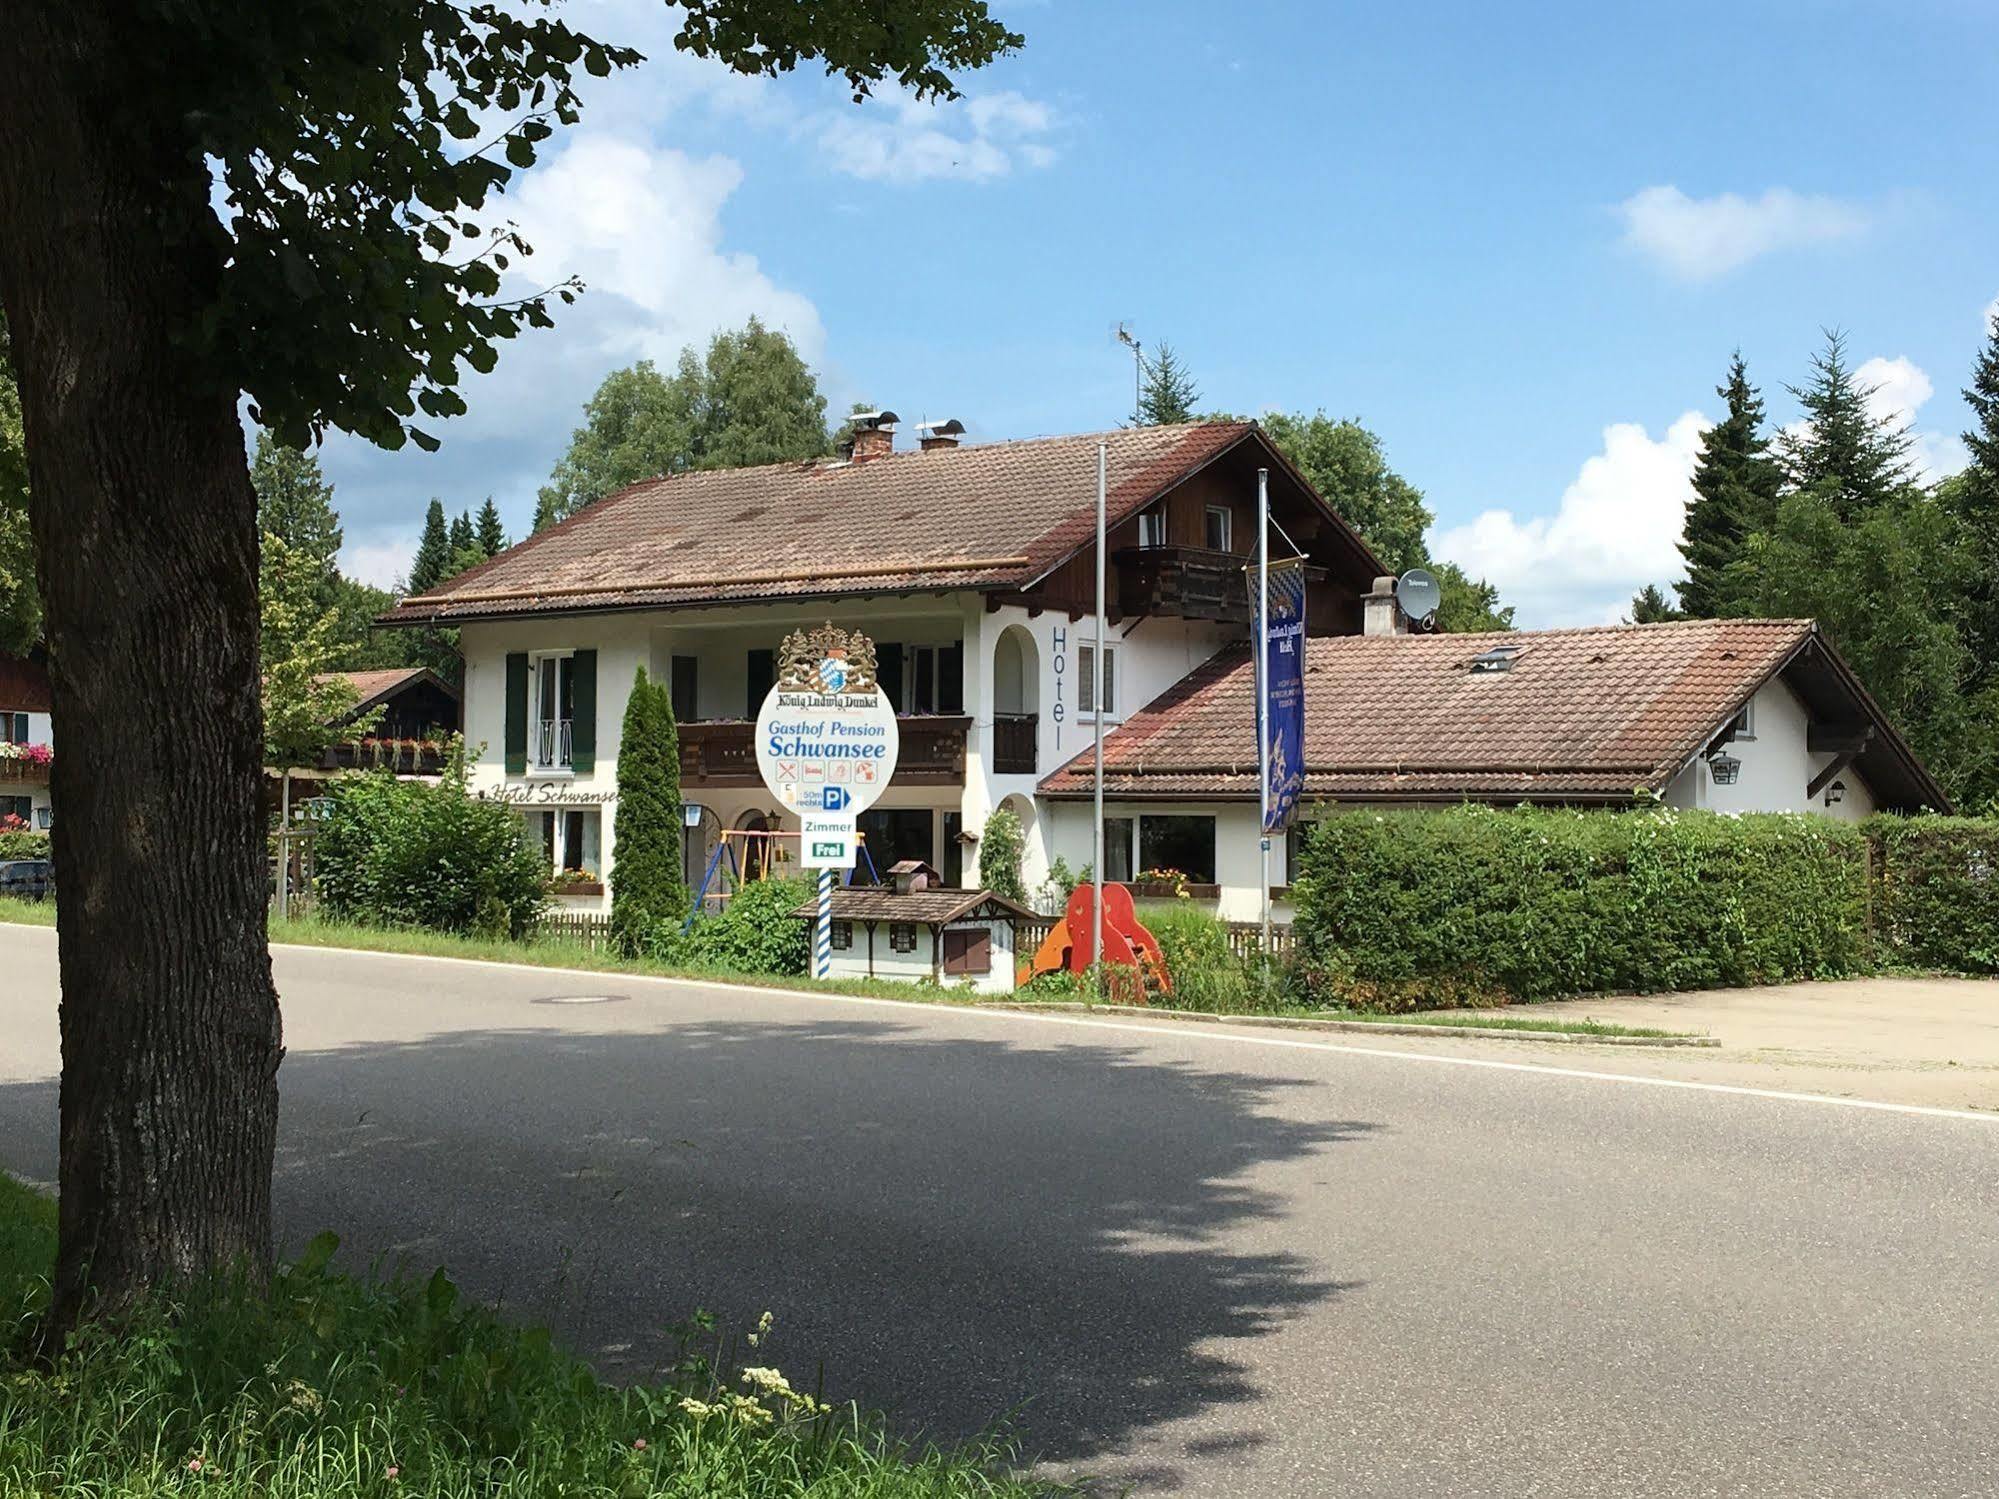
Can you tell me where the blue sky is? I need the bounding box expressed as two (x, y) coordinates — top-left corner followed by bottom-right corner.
(320, 0), (1999, 626)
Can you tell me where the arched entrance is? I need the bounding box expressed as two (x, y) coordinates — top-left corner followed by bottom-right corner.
(993, 624), (1039, 775)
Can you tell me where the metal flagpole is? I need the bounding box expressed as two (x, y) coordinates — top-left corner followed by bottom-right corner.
(815, 867), (834, 979)
(1257, 467), (1272, 966)
(1092, 440), (1107, 976)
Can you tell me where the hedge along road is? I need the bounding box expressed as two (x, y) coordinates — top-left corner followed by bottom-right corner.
(3, 924), (1997, 1498)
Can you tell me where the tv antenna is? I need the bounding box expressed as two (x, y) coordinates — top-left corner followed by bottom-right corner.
(1113, 322), (1142, 422)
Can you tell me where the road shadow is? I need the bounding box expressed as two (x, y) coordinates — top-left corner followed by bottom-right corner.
(0, 1010), (1374, 1485)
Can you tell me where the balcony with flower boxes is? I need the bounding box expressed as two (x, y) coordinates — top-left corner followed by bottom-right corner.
(0, 744), (52, 785)
(678, 716), (972, 788)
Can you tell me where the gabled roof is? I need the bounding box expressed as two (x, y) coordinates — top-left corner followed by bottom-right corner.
(1037, 619), (1949, 812)
(787, 887), (1036, 925)
(382, 421), (1383, 625)
(313, 666), (461, 719)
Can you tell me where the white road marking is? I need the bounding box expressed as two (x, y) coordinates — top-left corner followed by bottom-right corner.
(11, 924), (1996, 1128)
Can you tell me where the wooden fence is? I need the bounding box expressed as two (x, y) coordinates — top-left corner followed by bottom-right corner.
(538, 910), (615, 949)
(1013, 915), (1294, 962)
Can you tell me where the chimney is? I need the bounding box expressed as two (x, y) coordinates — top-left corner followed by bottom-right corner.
(849, 409), (899, 461)
(1363, 576), (1407, 636)
(917, 418), (966, 452)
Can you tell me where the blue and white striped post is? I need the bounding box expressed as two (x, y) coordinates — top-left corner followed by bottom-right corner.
(814, 867), (834, 979)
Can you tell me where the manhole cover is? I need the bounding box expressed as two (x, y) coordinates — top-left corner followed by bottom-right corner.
(532, 994), (627, 1006)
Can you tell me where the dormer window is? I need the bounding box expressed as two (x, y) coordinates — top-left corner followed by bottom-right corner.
(1470, 644), (1525, 674)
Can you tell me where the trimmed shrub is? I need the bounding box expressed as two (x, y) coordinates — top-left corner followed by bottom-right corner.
(1867, 814), (1999, 973)
(0, 830), (49, 861)
(611, 664), (688, 953)
(651, 877), (811, 975)
(314, 768), (547, 937)
(977, 807), (1027, 904)
(1140, 903), (1282, 1013)
(1291, 805), (1870, 1010)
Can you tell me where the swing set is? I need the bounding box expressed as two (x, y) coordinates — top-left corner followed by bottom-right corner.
(683, 823), (883, 933)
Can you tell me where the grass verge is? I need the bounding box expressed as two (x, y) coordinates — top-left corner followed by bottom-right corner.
(0, 1174), (1055, 1497)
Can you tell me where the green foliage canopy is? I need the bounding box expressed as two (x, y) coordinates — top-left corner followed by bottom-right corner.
(1134, 342), (1200, 425)
(314, 761), (548, 937)
(977, 807), (1027, 903)
(534, 319), (829, 531)
(0, 312), (35, 651)
(1678, 352), (1780, 617)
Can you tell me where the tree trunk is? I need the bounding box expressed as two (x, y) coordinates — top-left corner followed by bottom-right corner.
(0, 6), (283, 1336)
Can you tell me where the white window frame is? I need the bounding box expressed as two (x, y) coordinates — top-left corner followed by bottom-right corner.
(529, 650), (575, 772)
(1729, 700), (1756, 741)
(1136, 508), (1167, 549)
(1077, 643), (1118, 719)
(1204, 504), (1232, 553)
(531, 806), (601, 880)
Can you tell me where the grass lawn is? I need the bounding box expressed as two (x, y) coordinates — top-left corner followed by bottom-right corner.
(0, 1173), (1055, 1496)
(0, 897), (1692, 1037)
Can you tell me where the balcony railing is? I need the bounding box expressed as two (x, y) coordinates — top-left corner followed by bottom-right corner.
(679, 715), (972, 787)
(1114, 545), (1250, 622)
(993, 713), (1038, 775)
(535, 717), (573, 770)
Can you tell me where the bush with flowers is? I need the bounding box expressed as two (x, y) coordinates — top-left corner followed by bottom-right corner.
(0, 1175), (1050, 1497)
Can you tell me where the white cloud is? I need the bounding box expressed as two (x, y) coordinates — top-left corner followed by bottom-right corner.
(1431, 413), (1711, 627)
(1617, 185), (1869, 279)
(1986, 294), (1999, 333)
(1853, 354), (1967, 481)
(340, 530), (419, 591)
(810, 88), (1059, 182)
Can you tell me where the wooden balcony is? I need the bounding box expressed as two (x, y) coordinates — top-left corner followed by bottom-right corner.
(1114, 545), (1250, 622)
(0, 755), (51, 786)
(993, 713), (1038, 775)
(679, 715), (972, 788)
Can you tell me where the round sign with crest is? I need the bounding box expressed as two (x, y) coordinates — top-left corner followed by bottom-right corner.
(753, 624), (901, 819)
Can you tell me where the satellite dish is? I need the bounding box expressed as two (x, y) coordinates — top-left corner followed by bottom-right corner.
(1395, 568), (1442, 626)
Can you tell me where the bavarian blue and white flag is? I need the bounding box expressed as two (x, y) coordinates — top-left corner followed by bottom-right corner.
(1261, 561), (1307, 833)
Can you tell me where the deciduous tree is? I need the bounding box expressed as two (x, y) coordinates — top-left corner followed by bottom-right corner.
(1948, 310), (1999, 687)
(0, 312), (33, 651)
(0, 0), (1018, 1336)
(1258, 410), (1433, 574)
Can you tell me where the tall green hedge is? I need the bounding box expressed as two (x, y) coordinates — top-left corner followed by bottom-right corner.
(1291, 806), (1870, 1009)
(1866, 814), (1999, 973)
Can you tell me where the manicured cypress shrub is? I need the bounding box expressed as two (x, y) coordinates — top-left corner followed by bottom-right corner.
(1290, 805), (1870, 1010)
(610, 664), (688, 952)
(1866, 814), (1999, 973)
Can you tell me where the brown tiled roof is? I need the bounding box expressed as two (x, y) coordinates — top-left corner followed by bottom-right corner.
(384, 422), (1314, 623)
(787, 887), (1035, 924)
(1037, 619), (1946, 810)
(313, 667), (460, 714)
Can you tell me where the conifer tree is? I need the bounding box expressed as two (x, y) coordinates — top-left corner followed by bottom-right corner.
(1135, 341), (1200, 425)
(474, 497), (506, 557)
(1627, 583), (1684, 624)
(1950, 308), (1999, 681)
(610, 664), (688, 952)
(1678, 353), (1780, 616)
(408, 499), (450, 595)
(1779, 329), (1916, 521)
(447, 509), (474, 556)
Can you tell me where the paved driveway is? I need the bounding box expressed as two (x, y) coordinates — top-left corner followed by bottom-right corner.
(4, 926), (1997, 1496)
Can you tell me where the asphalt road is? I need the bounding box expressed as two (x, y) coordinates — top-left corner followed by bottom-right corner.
(3, 925), (1996, 1496)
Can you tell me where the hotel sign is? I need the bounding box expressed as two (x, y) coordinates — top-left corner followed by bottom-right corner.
(753, 624), (901, 826)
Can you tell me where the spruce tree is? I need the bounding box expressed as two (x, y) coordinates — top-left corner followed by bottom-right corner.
(409, 499), (450, 594)
(250, 432), (344, 617)
(1135, 341), (1200, 425)
(610, 664), (688, 952)
(447, 509), (475, 556)
(1627, 583), (1684, 624)
(1678, 353), (1780, 617)
(1780, 329), (1916, 521)
(474, 497), (506, 557)
(1950, 309), (1999, 683)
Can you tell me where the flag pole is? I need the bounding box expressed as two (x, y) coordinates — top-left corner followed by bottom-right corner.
(1091, 440), (1107, 978)
(1257, 466), (1272, 967)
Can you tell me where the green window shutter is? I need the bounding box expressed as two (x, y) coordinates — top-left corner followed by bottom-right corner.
(569, 649), (597, 775)
(504, 652), (529, 776)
